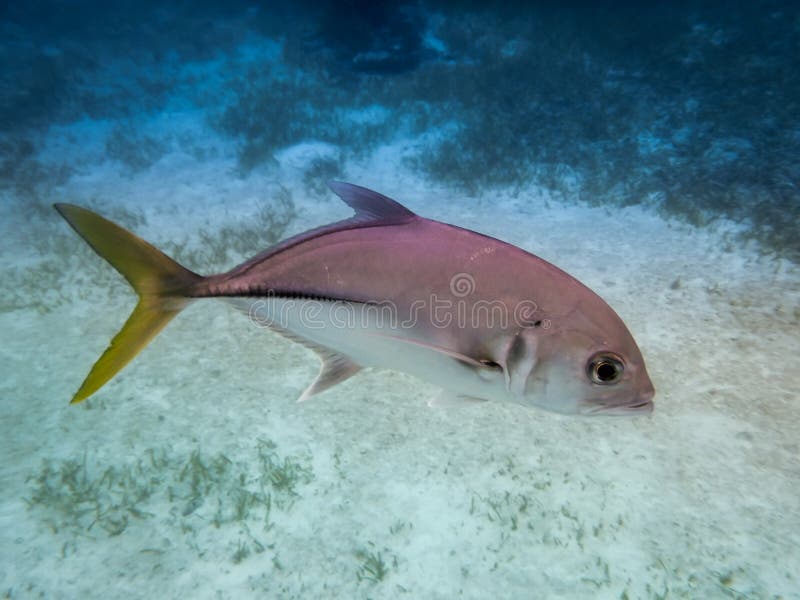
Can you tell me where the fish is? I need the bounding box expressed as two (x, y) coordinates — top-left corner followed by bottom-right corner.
(54, 181), (655, 416)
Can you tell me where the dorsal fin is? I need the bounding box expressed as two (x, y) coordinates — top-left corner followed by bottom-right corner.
(327, 181), (417, 225)
(223, 182), (418, 280)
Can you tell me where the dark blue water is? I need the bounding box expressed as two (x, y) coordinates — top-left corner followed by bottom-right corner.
(1, 2), (798, 598)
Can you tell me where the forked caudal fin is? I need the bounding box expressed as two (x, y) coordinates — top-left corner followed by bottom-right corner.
(54, 204), (201, 404)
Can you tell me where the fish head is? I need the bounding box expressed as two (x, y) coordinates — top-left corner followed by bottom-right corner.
(515, 302), (655, 416)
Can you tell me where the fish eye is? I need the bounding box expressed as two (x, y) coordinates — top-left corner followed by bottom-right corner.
(587, 354), (624, 385)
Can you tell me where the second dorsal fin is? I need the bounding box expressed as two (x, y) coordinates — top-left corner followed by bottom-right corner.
(327, 181), (417, 225)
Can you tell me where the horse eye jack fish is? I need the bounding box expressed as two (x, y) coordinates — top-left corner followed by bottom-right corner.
(55, 181), (654, 416)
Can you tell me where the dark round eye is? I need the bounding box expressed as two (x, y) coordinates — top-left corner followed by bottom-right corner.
(588, 354), (624, 384)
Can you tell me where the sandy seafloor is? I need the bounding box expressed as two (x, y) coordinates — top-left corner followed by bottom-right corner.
(2, 7), (800, 599)
(2, 126), (799, 600)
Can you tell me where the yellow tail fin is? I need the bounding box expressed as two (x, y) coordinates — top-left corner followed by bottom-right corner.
(54, 204), (201, 404)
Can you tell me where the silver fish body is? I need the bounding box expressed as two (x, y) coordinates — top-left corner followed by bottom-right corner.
(55, 182), (654, 415)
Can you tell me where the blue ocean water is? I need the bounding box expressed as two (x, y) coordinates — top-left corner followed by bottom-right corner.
(1, 2), (798, 598)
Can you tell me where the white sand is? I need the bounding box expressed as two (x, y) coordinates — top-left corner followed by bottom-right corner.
(1, 117), (798, 600)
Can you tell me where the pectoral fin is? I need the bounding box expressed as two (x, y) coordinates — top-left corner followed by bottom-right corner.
(362, 331), (487, 368)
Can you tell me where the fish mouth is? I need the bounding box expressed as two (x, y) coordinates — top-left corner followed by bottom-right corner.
(582, 388), (655, 417)
(584, 400), (654, 416)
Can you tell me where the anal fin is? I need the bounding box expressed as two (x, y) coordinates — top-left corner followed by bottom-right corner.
(298, 352), (361, 402)
(250, 317), (362, 402)
(428, 390), (487, 408)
